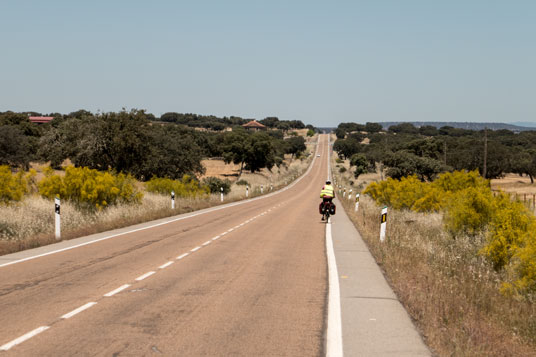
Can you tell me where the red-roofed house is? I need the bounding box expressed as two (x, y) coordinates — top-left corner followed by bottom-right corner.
(242, 120), (266, 131)
(29, 116), (54, 124)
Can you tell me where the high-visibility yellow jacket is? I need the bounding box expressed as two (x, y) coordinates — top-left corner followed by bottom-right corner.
(320, 184), (335, 198)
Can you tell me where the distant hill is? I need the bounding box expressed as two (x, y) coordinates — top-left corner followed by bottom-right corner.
(378, 122), (535, 132)
(511, 121), (536, 128)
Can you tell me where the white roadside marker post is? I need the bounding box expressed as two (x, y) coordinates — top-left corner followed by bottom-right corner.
(348, 189), (353, 200)
(171, 191), (175, 209)
(246, 186), (249, 198)
(343, 188), (346, 198)
(220, 187), (224, 202)
(261, 185), (264, 194)
(270, 184), (273, 191)
(355, 193), (360, 212)
(54, 197), (61, 240)
(380, 206), (387, 242)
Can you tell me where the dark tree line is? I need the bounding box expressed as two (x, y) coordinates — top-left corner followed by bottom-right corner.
(334, 122), (536, 182)
(0, 110), (309, 181)
(158, 112), (309, 132)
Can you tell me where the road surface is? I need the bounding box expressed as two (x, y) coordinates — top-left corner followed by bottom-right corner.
(0, 134), (429, 356)
(0, 137), (329, 356)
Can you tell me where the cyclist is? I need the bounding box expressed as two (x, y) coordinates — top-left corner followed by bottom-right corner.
(320, 179), (335, 221)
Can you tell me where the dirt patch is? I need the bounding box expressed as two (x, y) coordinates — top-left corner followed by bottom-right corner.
(201, 159), (241, 180)
(491, 173), (536, 194)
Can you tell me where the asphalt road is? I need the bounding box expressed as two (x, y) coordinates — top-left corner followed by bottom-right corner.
(0, 136), (330, 356)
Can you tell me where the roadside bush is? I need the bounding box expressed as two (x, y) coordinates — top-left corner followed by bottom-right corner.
(364, 175), (429, 210)
(339, 167), (347, 173)
(202, 177), (231, 194)
(39, 166), (142, 209)
(0, 165), (34, 203)
(443, 187), (495, 235)
(364, 170), (536, 296)
(335, 158), (343, 164)
(506, 236), (536, 295)
(482, 193), (534, 269)
(235, 179), (249, 186)
(145, 175), (210, 198)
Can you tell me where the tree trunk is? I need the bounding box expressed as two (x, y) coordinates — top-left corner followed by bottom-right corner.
(530, 174), (534, 184)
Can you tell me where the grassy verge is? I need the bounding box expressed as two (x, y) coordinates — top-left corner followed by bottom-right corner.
(0, 137), (316, 256)
(332, 152), (536, 356)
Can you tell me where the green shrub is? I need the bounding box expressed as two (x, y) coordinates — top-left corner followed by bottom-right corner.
(235, 179), (249, 186)
(202, 177), (231, 194)
(146, 175), (209, 198)
(336, 158), (343, 164)
(39, 166), (142, 209)
(339, 167), (347, 173)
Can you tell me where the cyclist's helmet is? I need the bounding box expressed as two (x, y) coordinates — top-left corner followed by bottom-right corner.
(326, 180), (331, 184)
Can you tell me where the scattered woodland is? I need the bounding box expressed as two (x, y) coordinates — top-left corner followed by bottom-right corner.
(0, 109), (314, 180)
(334, 121), (536, 182)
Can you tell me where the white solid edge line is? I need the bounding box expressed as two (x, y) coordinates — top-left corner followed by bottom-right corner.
(0, 136), (320, 270)
(61, 302), (97, 319)
(202, 241), (211, 246)
(104, 284), (131, 297)
(212, 235), (221, 240)
(325, 133), (343, 357)
(159, 261), (174, 269)
(135, 271), (155, 281)
(190, 246), (201, 252)
(325, 217), (343, 357)
(176, 253), (189, 260)
(0, 326), (50, 351)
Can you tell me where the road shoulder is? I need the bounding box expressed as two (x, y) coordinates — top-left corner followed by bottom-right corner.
(331, 198), (431, 356)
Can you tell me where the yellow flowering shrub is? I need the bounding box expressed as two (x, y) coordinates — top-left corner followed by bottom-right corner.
(364, 169), (536, 295)
(145, 175), (210, 198)
(481, 193), (534, 269)
(364, 175), (430, 210)
(443, 187), (495, 235)
(505, 236), (536, 295)
(38, 166), (142, 209)
(0, 165), (29, 203)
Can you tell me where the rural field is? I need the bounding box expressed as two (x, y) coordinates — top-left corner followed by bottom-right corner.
(0, 134), (317, 255)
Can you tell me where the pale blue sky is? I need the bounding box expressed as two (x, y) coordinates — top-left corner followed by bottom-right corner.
(1, 0), (534, 126)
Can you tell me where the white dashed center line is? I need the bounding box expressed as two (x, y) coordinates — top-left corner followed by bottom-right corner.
(61, 302), (97, 319)
(176, 253), (189, 260)
(104, 284), (131, 297)
(135, 271), (155, 281)
(159, 261), (174, 269)
(0, 203), (288, 352)
(0, 326), (50, 351)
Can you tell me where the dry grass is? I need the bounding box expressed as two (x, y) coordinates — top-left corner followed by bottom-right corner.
(0, 193), (221, 255)
(0, 136), (317, 255)
(332, 154), (536, 356)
